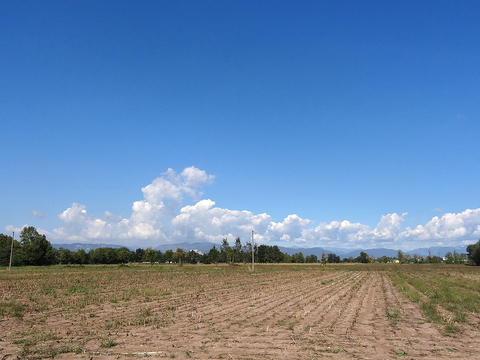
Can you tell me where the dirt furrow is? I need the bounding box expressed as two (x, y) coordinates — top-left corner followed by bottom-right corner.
(190, 271), (341, 327)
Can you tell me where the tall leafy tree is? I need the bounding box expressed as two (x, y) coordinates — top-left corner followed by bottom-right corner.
(116, 247), (134, 264)
(257, 245), (269, 263)
(206, 245), (220, 264)
(144, 247), (156, 265)
(412, 254), (424, 263)
(271, 246), (283, 263)
(327, 253), (340, 263)
(467, 240), (480, 265)
(19, 226), (57, 265)
(356, 251), (370, 263)
(164, 249), (174, 263)
(292, 252), (304, 263)
(186, 250), (201, 264)
(243, 242), (253, 263)
(320, 251), (327, 265)
(220, 238), (230, 263)
(173, 247), (185, 265)
(57, 248), (73, 264)
(134, 248), (145, 262)
(90, 248), (106, 264)
(74, 249), (89, 264)
(234, 237), (242, 263)
(0, 233), (19, 266)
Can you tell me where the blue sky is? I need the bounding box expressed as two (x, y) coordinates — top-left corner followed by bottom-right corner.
(1, 0), (479, 250)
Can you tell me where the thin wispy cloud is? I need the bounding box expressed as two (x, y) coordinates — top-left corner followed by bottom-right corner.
(32, 210), (47, 219)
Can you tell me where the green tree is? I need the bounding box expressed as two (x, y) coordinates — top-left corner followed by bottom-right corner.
(134, 248), (145, 262)
(164, 249), (174, 263)
(453, 251), (466, 264)
(156, 250), (164, 263)
(104, 247), (117, 264)
(90, 248), (109, 264)
(233, 237), (242, 263)
(445, 251), (454, 264)
(271, 245), (284, 263)
(320, 251), (327, 265)
(247, 242), (259, 263)
(220, 238), (230, 263)
(242, 242), (252, 263)
(57, 248), (73, 264)
(74, 249), (88, 264)
(116, 247), (134, 264)
(257, 245), (269, 263)
(377, 255), (389, 263)
(206, 245), (220, 264)
(292, 252), (304, 263)
(397, 250), (406, 264)
(19, 226), (57, 265)
(412, 254), (424, 264)
(185, 250), (201, 264)
(173, 247), (185, 265)
(467, 240), (480, 265)
(327, 253), (340, 263)
(0, 233), (21, 266)
(356, 251), (369, 264)
(144, 247), (156, 265)
(425, 251), (443, 264)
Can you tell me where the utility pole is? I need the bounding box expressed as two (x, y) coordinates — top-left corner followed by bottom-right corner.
(251, 230), (254, 272)
(9, 231), (14, 271)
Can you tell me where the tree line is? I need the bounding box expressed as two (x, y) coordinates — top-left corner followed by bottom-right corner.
(0, 228), (337, 266)
(1, 227), (478, 266)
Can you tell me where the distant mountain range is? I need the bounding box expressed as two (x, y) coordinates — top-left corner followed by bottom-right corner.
(52, 243), (128, 251)
(278, 245), (467, 259)
(53, 241), (468, 259)
(154, 242), (217, 254)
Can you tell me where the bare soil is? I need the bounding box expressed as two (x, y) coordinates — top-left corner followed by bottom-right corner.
(1, 266), (479, 359)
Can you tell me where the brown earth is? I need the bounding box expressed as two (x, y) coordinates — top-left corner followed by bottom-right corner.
(1, 267), (479, 359)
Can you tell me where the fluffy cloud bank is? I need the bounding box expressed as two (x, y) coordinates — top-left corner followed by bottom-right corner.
(398, 209), (480, 244)
(7, 167), (480, 249)
(50, 167), (214, 244)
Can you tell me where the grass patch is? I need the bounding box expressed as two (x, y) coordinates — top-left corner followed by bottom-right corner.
(445, 324), (457, 334)
(389, 273), (420, 303)
(100, 334), (116, 348)
(0, 300), (25, 318)
(421, 302), (441, 323)
(386, 308), (402, 323)
(67, 285), (88, 295)
(453, 311), (466, 323)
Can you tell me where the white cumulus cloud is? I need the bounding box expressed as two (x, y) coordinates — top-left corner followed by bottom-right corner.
(172, 199), (272, 243)
(398, 208), (480, 244)
(50, 167), (214, 245)
(6, 166), (480, 250)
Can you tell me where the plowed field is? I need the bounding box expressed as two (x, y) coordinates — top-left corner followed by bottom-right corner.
(1, 264), (480, 359)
